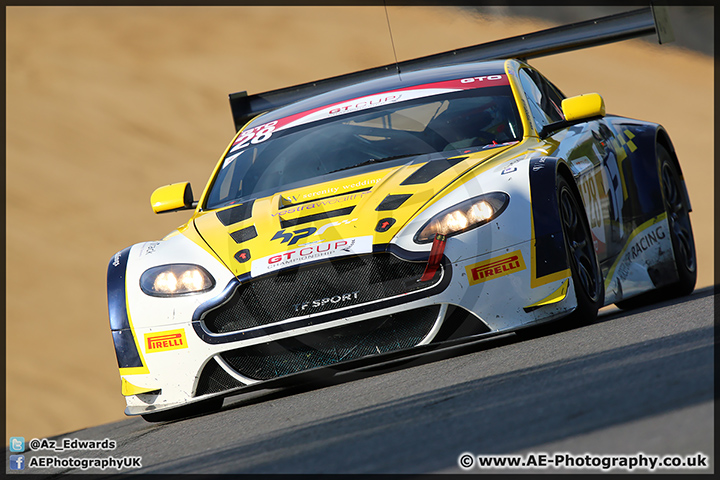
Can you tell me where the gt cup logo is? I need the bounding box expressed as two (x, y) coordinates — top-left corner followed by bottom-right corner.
(251, 235), (373, 277)
(144, 329), (188, 353)
(466, 250), (526, 286)
(328, 94), (400, 115)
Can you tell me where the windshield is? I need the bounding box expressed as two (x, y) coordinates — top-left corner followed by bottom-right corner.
(205, 77), (521, 209)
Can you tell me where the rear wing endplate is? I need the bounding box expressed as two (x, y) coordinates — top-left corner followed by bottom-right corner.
(229, 5), (673, 131)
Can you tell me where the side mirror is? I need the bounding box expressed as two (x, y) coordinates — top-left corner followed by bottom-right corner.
(539, 93), (606, 138)
(150, 182), (196, 214)
(561, 93), (605, 122)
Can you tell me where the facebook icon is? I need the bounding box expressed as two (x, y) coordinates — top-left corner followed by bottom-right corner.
(9, 455), (25, 470)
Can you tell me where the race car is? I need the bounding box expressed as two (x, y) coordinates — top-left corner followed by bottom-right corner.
(107, 6), (695, 421)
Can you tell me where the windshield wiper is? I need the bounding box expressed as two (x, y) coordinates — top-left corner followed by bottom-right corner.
(327, 153), (426, 174)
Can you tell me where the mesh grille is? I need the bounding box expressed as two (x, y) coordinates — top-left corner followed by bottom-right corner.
(201, 253), (441, 334)
(220, 305), (440, 381)
(194, 358), (245, 396)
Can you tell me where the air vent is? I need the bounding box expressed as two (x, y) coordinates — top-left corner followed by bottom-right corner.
(229, 225), (258, 244)
(400, 157), (467, 185)
(376, 194), (412, 211)
(280, 206), (355, 228)
(216, 200), (255, 226)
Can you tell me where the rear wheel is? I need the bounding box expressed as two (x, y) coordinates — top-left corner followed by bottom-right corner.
(659, 147), (697, 294)
(558, 175), (604, 324)
(615, 145), (696, 310)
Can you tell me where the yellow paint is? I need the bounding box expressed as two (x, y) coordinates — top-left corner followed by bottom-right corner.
(505, 59), (536, 137)
(561, 93), (605, 122)
(150, 182), (192, 214)
(524, 279), (569, 309)
(188, 145), (513, 278)
(121, 378), (160, 396)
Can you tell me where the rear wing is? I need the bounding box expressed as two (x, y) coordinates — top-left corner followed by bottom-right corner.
(229, 5), (673, 131)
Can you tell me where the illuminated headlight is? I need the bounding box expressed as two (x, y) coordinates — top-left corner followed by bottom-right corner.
(414, 192), (509, 244)
(140, 264), (215, 296)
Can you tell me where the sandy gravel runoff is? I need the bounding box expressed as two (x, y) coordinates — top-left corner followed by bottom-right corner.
(6, 6), (713, 442)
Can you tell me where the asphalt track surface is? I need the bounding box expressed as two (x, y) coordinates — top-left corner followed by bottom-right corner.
(13, 287), (714, 475)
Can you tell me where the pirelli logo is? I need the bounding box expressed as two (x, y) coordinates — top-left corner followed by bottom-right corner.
(466, 250), (526, 286)
(144, 329), (188, 353)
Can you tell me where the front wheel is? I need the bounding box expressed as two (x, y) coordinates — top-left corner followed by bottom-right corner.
(558, 175), (604, 324)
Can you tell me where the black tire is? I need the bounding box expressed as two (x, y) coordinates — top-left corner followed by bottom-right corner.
(141, 396), (224, 423)
(557, 175), (604, 324)
(615, 144), (696, 310)
(658, 146), (697, 294)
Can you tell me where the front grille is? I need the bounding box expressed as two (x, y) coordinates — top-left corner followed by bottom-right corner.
(201, 253), (442, 334)
(220, 305), (441, 381)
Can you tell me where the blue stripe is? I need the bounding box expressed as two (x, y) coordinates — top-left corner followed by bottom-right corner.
(528, 157), (568, 278)
(106, 246), (143, 368)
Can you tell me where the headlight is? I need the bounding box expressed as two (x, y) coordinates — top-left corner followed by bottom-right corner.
(140, 264), (215, 296)
(414, 192), (509, 244)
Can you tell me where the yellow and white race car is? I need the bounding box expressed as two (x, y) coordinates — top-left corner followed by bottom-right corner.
(107, 7), (695, 421)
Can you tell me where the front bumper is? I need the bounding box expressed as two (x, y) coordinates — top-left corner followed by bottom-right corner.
(118, 237), (574, 416)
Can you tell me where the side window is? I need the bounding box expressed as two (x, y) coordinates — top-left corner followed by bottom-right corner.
(519, 68), (565, 131)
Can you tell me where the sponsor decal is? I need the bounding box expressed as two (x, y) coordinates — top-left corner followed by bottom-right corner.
(112, 252), (122, 267)
(144, 329), (188, 353)
(460, 75), (505, 84)
(501, 166), (517, 175)
(140, 242), (160, 256)
(271, 219), (359, 245)
(466, 250), (526, 286)
(328, 94), (401, 116)
(273, 192), (371, 217)
(251, 236), (373, 277)
(375, 218), (396, 232)
(293, 291), (360, 312)
(235, 249), (251, 263)
(569, 156), (594, 175)
(578, 171), (604, 230)
(272, 227), (316, 246)
(615, 224), (666, 282)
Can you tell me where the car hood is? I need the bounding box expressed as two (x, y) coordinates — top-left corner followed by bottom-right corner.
(192, 146), (513, 279)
